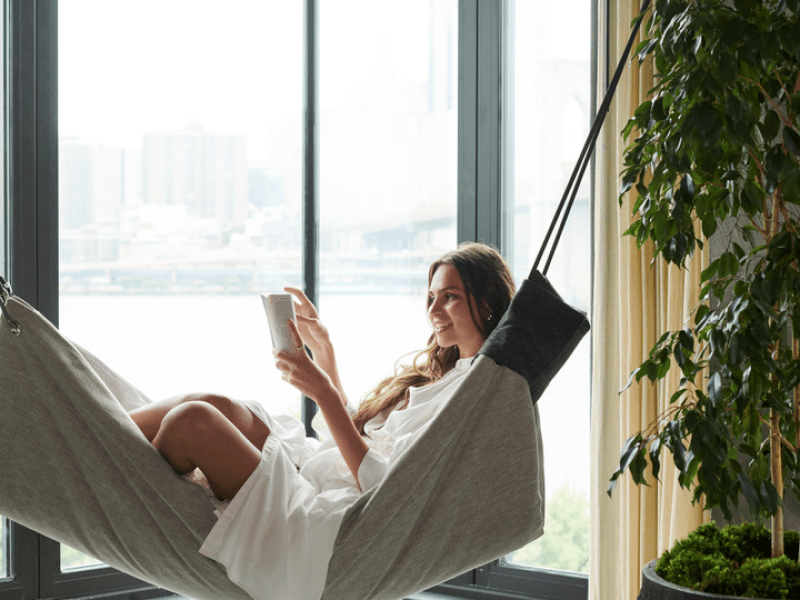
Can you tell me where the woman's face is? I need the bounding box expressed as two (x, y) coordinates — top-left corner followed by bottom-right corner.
(428, 264), (486, 359)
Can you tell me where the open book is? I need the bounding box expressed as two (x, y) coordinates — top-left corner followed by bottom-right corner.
(261, 293), (297, 351)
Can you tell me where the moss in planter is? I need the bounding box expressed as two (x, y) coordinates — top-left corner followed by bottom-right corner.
(656, 523), (800, 599)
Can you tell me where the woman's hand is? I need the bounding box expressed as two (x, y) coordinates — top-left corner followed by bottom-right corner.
(272, 319), (341, 405)
(283, 287), (349, 406)
(274, 317), (368, 489)
(283, 287), (329, 357)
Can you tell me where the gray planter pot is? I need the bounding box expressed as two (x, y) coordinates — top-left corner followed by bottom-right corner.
(638, 559), (764, 600)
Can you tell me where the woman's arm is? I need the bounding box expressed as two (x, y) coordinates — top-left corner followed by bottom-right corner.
(284, 287), (350, 408)
(273, 319), (368, 487)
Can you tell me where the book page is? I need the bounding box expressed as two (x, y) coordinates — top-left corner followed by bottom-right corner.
(261, 293), (297, 351)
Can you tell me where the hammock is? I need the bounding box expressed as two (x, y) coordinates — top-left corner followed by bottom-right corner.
(0, 270), (585, 600)
(0, 2), (648, 597)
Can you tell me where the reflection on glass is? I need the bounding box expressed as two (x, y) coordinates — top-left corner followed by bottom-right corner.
(58, 0), (303, 570)
(504, 0), (591, 574)
(318, 0), (458, 397)
(61, 547), (102, 572)
(1, 518), (7, 579)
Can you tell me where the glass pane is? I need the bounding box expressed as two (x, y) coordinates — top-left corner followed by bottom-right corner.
(1, 519), (7, 580)
(318, 0), (458, 400)
(504, 0), (591, 574)
(58, 0), (302, 570)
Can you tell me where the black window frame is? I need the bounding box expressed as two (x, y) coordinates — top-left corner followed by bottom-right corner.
(1, 1), (594, 598)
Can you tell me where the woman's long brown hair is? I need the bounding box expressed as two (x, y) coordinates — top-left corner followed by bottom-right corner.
(352, 242), (516, 435)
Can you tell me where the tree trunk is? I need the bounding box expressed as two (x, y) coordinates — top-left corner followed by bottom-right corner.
(770, 408), (784, 558)
(795, 337), (800, 562)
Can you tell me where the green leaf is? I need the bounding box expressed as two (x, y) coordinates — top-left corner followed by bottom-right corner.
(651, 96), (666, 121)
(725, 93), (744, 122)
(784, 127), (800, 157)
(753, 298), (779, 321)
(692, 102), (718, 135)
(760, 109), (781, 142)
(680, 175), (695, 199)
(656, 357), (671, 379)
(708, 372), (723, 403)
(694, 304), (710, 326)
(620, 169), (639, 195)
(742, 181), (763, 214)
(618, 435), (643, 472)
(621, 370), (636, 393)
(649, 438), (662, 481)
(729, 333), (744, 365)
(673, 438), (688, 473)
(630, 450), (649, 485)
(678, 328), (694, 351)
(780, 161), (800, 204)
(710, 330), (726, 359)
(633, 100), (652, 128)
(733, 0), (756, 17)
(743, 366), (764, 402)
(646, 360), (658, 382)
(737, 472), (761, 512)
(741, 225), (761, 248)
(702, 215), (718, 239)
(760, 480), (781, 514)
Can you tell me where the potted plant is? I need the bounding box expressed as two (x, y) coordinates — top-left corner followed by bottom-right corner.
(607, 0), (800, 597)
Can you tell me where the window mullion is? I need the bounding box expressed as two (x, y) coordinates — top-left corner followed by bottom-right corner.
(475, 0), (504, 252)
(5, 1), (56, 598)
(457, 0), (505, 251)
(457, 0), (478, 244)
(7, 0), (58, 323)
(0, 525), (38, 600)
(301, 0), (319, 436)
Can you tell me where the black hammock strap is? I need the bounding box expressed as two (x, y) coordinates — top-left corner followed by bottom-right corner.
(532, 0), (651, 279)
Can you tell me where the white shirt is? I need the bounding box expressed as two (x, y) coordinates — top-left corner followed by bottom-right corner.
(199, 357), (474, 600)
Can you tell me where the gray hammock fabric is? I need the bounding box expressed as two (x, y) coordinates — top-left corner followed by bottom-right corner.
(0, 272), (588, 600)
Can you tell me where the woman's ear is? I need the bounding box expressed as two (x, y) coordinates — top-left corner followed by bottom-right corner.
(481, 300), (493, 322)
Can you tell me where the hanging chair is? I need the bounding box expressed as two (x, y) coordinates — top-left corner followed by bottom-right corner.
(0, 2), (649, 597)
(0, 269), (585, 600)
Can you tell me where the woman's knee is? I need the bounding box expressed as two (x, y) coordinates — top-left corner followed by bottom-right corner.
(189, 394), (269, 449)
(157, 401), (225, 449)
(179, 393), (236, 421)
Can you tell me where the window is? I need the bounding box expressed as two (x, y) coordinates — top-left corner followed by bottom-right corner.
(0, 521), (6, 581)
(57, 0), (303, 575)
(504, 0), (591, 576)
(318, 0), (458, 395)
(5, 1), (593, 598)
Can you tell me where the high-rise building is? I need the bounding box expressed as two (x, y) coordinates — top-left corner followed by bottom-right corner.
(142, 124), (248, 228)
(60, 137), (124, 229)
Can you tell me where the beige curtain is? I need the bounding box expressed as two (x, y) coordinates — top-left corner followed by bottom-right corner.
(590, 1), (708, 599)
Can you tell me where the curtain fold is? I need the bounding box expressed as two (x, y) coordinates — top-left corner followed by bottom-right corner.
(590, 1), (707, 599)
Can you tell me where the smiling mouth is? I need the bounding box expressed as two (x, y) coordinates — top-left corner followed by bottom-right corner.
(433, 322), (453, 333)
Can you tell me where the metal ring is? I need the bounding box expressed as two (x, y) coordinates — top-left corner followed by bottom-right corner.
(0, 302), (21, 336)
(0, 278), (21, 336)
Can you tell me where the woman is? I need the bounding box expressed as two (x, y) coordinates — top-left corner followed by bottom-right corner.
(128, 241), (516, 599)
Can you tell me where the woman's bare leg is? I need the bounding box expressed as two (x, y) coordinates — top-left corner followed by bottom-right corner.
(152, 401), (263, 500)
(129, 393), (270, 450)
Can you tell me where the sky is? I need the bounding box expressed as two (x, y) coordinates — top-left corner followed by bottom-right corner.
(59, 0), (434, 155)
(58, 0), (589, 157)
